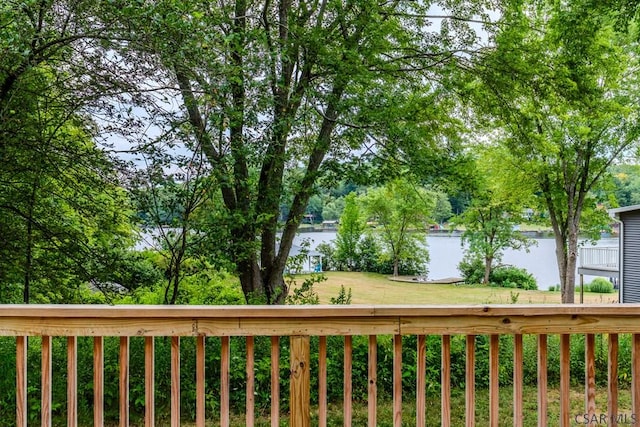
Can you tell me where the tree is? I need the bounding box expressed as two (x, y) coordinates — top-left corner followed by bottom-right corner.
(130, 149), (213, 305)
(362, 178), (434, 277)
(454, 147), (533, 284)
(471, 0), (640, 302)
(0, 70), (134, 302)
(433, 191), (453, 225)
(110, 0), (491, 303)
(334, 192), (365, 271)
(0, 1), (138, 303)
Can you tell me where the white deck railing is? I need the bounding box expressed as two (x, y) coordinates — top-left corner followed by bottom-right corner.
(579, 246), (618, 269)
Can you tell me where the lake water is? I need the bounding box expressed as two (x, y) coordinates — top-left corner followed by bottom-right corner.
(293, 231), (619, 290)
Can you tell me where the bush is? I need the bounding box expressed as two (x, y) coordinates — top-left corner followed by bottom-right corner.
(490, 266), (538, 290)
(588, 277), (615, 294)
(458, 256), (485, 285)
(458, 258), (537, 290)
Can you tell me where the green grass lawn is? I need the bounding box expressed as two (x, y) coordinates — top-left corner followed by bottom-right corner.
(292, 271), (618, 305)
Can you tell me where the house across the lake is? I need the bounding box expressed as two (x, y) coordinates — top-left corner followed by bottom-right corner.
(287, 244), (323, 274)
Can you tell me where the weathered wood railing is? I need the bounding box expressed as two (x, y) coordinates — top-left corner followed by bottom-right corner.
(3, 304), (640, 426)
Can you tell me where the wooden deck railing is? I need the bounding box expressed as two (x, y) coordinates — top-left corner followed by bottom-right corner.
(3, 304), (640, 426)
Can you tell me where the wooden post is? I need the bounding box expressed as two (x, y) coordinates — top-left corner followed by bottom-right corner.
(344, 335), (352, 427)
(119, 337), (129, 427)
(417, 335), (426, 427)
(441, 335), (451, 427)
(318, 336), (327, 427)
(67, 336), (78, 427)
(393, 334), (402, 427)
(560, 334), (570, 427)
(196, 336), (205, 427)
(145, 336), (155, 427)
(16, 336), (27, 427)
(290, 336), (310, 427)
(221, 336), (230, 427)
(538, 334), (548, 427)
(271, 336), (280, 427)
(42, 336), (52, 427)
(489, 334), (499, 427)
(632, 334), (640, 418)
(608, 334), (619, 423)
(465, 335), (475, 427)
(94, 337), (104, 427)
(368, 335), (377, 427)
(171, 337), (180, 427)
(585, 334), (596, 419)
(246, 336), (255, 427)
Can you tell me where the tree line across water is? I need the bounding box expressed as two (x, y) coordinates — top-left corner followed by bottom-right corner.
(2, 0), (640, 305)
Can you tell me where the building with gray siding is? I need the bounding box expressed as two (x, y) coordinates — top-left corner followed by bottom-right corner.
(611, 205), (640, 303)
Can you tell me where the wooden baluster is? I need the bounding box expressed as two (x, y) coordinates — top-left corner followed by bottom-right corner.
(271, 336), (280, 427)
(16, 336), (27, 427)
(466, 335), (475, 427)
(145, 337), (154, 427)
(538, 334), (548, 427)
(393, 334), (402, 427)
(514, 334), (523, 427)
(560, 334), (570, 427)
(67, 336), (78, 427)
(246, 336), (255, 427)
(42, 335), (52, 427)
(221, 336), (230, 427)
(633, 334), (640, 419)
(171, 337), (180, 427)
(489, 335), (499, 427)
(344, 335), (353, 427)
(119, 336), (129, 427)
(290, 336), (310, 427)
(196, 336), (205, 427)
(319, 336), (327, 427)
(585, 334), (596, 420)
(94, 337), (104, 427)
(368, 335), (377, 427)
(417, 335), (426, 427)
(442, 335), (451, 427)
(608, 334), (619, 424)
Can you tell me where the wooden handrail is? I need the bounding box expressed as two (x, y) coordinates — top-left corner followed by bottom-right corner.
(5, 304), (640, 426)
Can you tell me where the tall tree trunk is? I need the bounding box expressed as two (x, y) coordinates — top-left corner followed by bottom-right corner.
(553, 233), (570, 302)
(563, 226), (579, 303)
(23, 181), (38, 304)
(483, 256), (492, 285)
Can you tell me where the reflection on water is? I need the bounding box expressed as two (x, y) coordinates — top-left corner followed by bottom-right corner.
(293, 231), (619, 290)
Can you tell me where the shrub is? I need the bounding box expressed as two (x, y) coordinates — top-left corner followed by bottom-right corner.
(490, 266), (538, 290)
(588, 277), (615, 294)
(458, 256), (485, 285)
(458, 258), (537, 290)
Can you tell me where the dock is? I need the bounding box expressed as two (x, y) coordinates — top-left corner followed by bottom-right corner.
(389, 276), (465, 284)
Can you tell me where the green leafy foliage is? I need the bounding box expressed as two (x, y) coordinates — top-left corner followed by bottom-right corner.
(588, 277), (615, 294)
(329, 285), (352, 305)
(490, 266), (538, 291)
(469, 0), (640, 301)
(334, 192), (366, 271)
(361, 178), (434, 276)
(459, 258), (538, 290)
